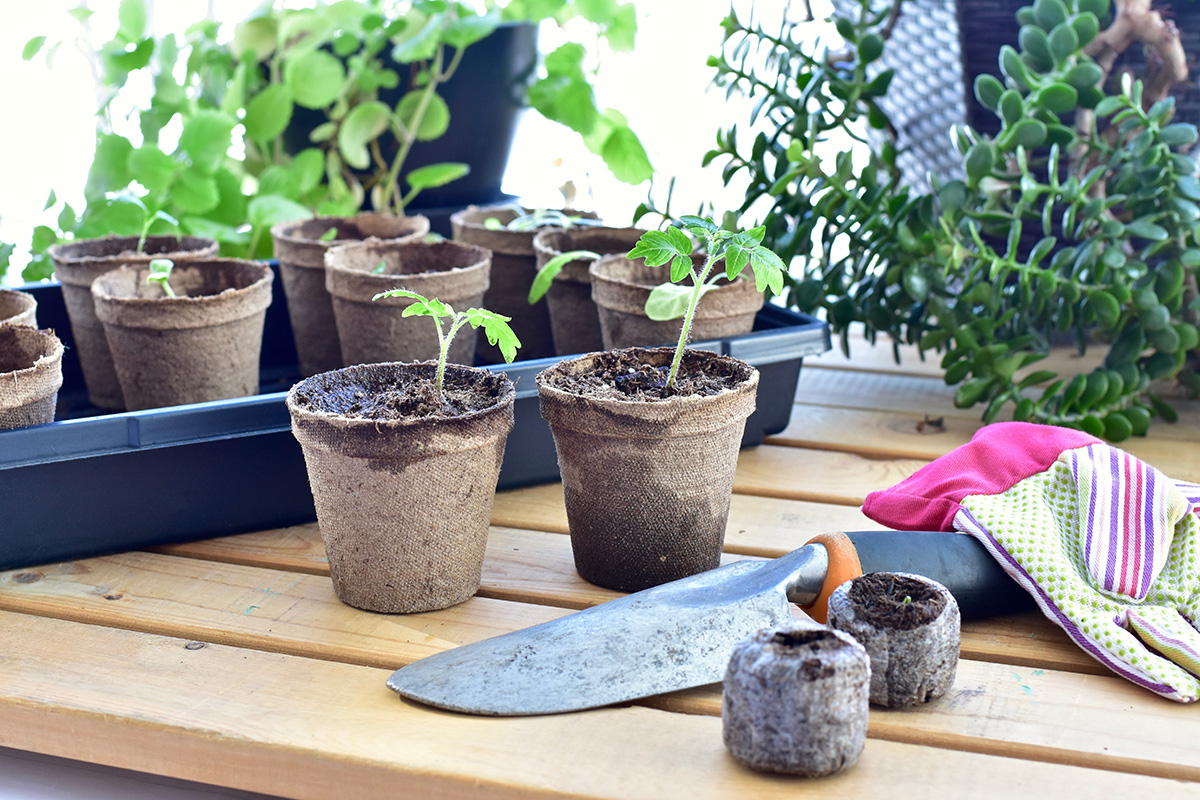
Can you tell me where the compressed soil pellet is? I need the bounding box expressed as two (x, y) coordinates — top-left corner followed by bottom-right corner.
(722, 624), (870, 776)
(827, 572), (960, 708)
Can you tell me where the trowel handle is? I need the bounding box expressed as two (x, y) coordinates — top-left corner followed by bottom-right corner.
(799, 530), (1035, 623)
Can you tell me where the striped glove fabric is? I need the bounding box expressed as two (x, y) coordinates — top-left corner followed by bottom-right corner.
(862, 421), (1200, 702)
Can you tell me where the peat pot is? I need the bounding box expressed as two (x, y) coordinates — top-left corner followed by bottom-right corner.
(450, 205), (598, 362)
(287, 362), (516, 613)
(325, 238), (490, 367)
(537, 347), (759, 592)
(532, 226), (646, 356)
(48, 235), (218, 410)
(0, 289), (38, 327)
(90, 259), (274, 411)
(271, 214), (430, 377)
(590, 253), (764, 350)
(0, 324), (64, 430)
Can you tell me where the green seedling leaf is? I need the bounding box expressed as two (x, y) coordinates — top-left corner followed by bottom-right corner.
(147, 258), (176, 298)
(466, 308), (521, 363)
(627, 227), (693, 278)
(443, 9), (500, 48)
(680, 215), (719, 236)
(529, 250), (600, 304)
(320, 227), (339, 242)
(599, 123), (652, 184)
(22, 36), (46, 62)
(372, 260), (387, 274)
(406, 162), (470, 192)
(646, 282), (715, 321)
(484, 217), (503, 230)
(248, 194), (313, 229)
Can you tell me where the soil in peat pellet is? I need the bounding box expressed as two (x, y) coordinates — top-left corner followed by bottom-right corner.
(290, 364), (508, 420)
(847, 572), (948, 631)
(542, 349), (753, 401)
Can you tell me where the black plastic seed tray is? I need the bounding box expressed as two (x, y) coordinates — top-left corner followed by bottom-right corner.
(0, 266), (830, 571)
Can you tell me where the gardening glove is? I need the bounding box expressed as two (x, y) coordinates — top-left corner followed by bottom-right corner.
(861, 421), (1200, 703)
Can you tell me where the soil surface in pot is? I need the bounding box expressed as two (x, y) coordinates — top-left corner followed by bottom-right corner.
(290, 364), (508, 420)
(540, 349), (754, 400)
(847, 572), (947, 631)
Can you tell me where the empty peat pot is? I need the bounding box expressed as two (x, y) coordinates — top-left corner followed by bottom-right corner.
(450, 205), (598, 362)
(90, 259), (274, 411)
(531, 226), (646, 356)
(827, 572), (961, 708)
(287, 362), (515, 613)
(48, 235), (218, 409)
(0, 324), (64, 431)
(0, 289), (38, 327)
(324, 238), (490, 368)
(271, 213), (430, 376)
(589, 253), (764, 350)
(723, 624), (870, 776)
(537, 346), (758, 592)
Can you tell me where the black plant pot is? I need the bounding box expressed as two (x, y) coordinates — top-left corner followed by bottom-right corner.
(284, 21), (538, 216)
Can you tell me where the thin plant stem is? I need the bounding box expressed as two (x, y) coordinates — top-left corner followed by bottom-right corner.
(666, 252), (716, 389)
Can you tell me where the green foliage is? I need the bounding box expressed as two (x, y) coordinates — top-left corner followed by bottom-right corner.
(370, 288), (521, 403)
(627, 215), (784, 388)
(147, 258), (176, 298)
(705, 0), (1200, 439)
(529, 249), (600, 303)
(13, 0), (648, 282)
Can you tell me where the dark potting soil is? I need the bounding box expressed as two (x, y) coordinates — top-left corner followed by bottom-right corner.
(543, 349), (752, 400)
(290, 364), (508, 421)
(847, 573), (947, 631)
(764, 628), (842, 682)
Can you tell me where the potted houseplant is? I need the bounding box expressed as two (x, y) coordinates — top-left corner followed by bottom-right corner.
(701, 0), (1200, 440)
(530, 225), (647, 355)
(286, 290), (519, 613)
(324, 237), (490, 366)
(0, 325), (64, 431)
(535, 216), (785, 592)
(90, 258), (274, 411)
(47, 234), (219, 410)
(271, 214), (430, 376)
(451, 205), (599, 361)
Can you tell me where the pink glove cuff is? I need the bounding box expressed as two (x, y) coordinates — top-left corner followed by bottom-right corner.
(863, 422), (1101, 531)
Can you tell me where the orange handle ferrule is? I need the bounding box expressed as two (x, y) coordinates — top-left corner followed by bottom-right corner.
(798, 531), (864, 624)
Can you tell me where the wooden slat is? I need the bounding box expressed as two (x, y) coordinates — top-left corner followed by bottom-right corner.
(734, 445), (928, 505)
(0, 550), (1097, 684)
(2, 612), (1194, 799)
(769, 404), (1200, 480)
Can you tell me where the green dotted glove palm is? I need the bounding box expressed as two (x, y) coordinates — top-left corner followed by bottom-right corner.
(865, 421), (1200, 702)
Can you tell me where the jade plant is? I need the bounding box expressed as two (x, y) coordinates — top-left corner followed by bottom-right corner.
(626, 216), (784, 388)
(703, 0), (1200, 440)
(370, 288), (520, 402)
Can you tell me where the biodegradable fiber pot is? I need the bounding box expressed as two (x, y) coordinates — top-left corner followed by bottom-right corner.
(537, 347), (759, 592)
(450, 205), (598, 362)
(47, 235), (218, 410)
(0, 324), (64, 431)
(0, 289), (37, 327)
(590, 253), (765, 350)
(90, 259), (274, 411)
(532, 226), (646, 356)
(325, 239), (490, 367)
(271, 214), (431, 377)
(286, 362), (515, 613)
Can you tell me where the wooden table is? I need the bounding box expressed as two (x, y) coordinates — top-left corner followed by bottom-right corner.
(3, 339), (1200, 798)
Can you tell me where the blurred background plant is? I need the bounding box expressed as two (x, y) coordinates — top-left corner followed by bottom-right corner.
(14, 0), (652, 277)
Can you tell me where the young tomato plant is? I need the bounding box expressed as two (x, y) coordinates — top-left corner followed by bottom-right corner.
(147, 258), (177, 298)
(528, 249), (600, 304)
(627, 215), (785, 388)
(370, 289), (521, 404)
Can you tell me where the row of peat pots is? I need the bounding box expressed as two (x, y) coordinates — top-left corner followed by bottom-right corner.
(4, 204), (772, 613)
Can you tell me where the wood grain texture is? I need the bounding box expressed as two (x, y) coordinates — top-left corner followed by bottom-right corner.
(2, 611), (1194, 799)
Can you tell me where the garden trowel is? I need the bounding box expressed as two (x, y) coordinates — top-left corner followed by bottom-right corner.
(387, 530), (1029, 716)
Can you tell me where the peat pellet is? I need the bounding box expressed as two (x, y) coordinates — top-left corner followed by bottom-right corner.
(827, 572), (960, 708)
(722, 624), (869, 776)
